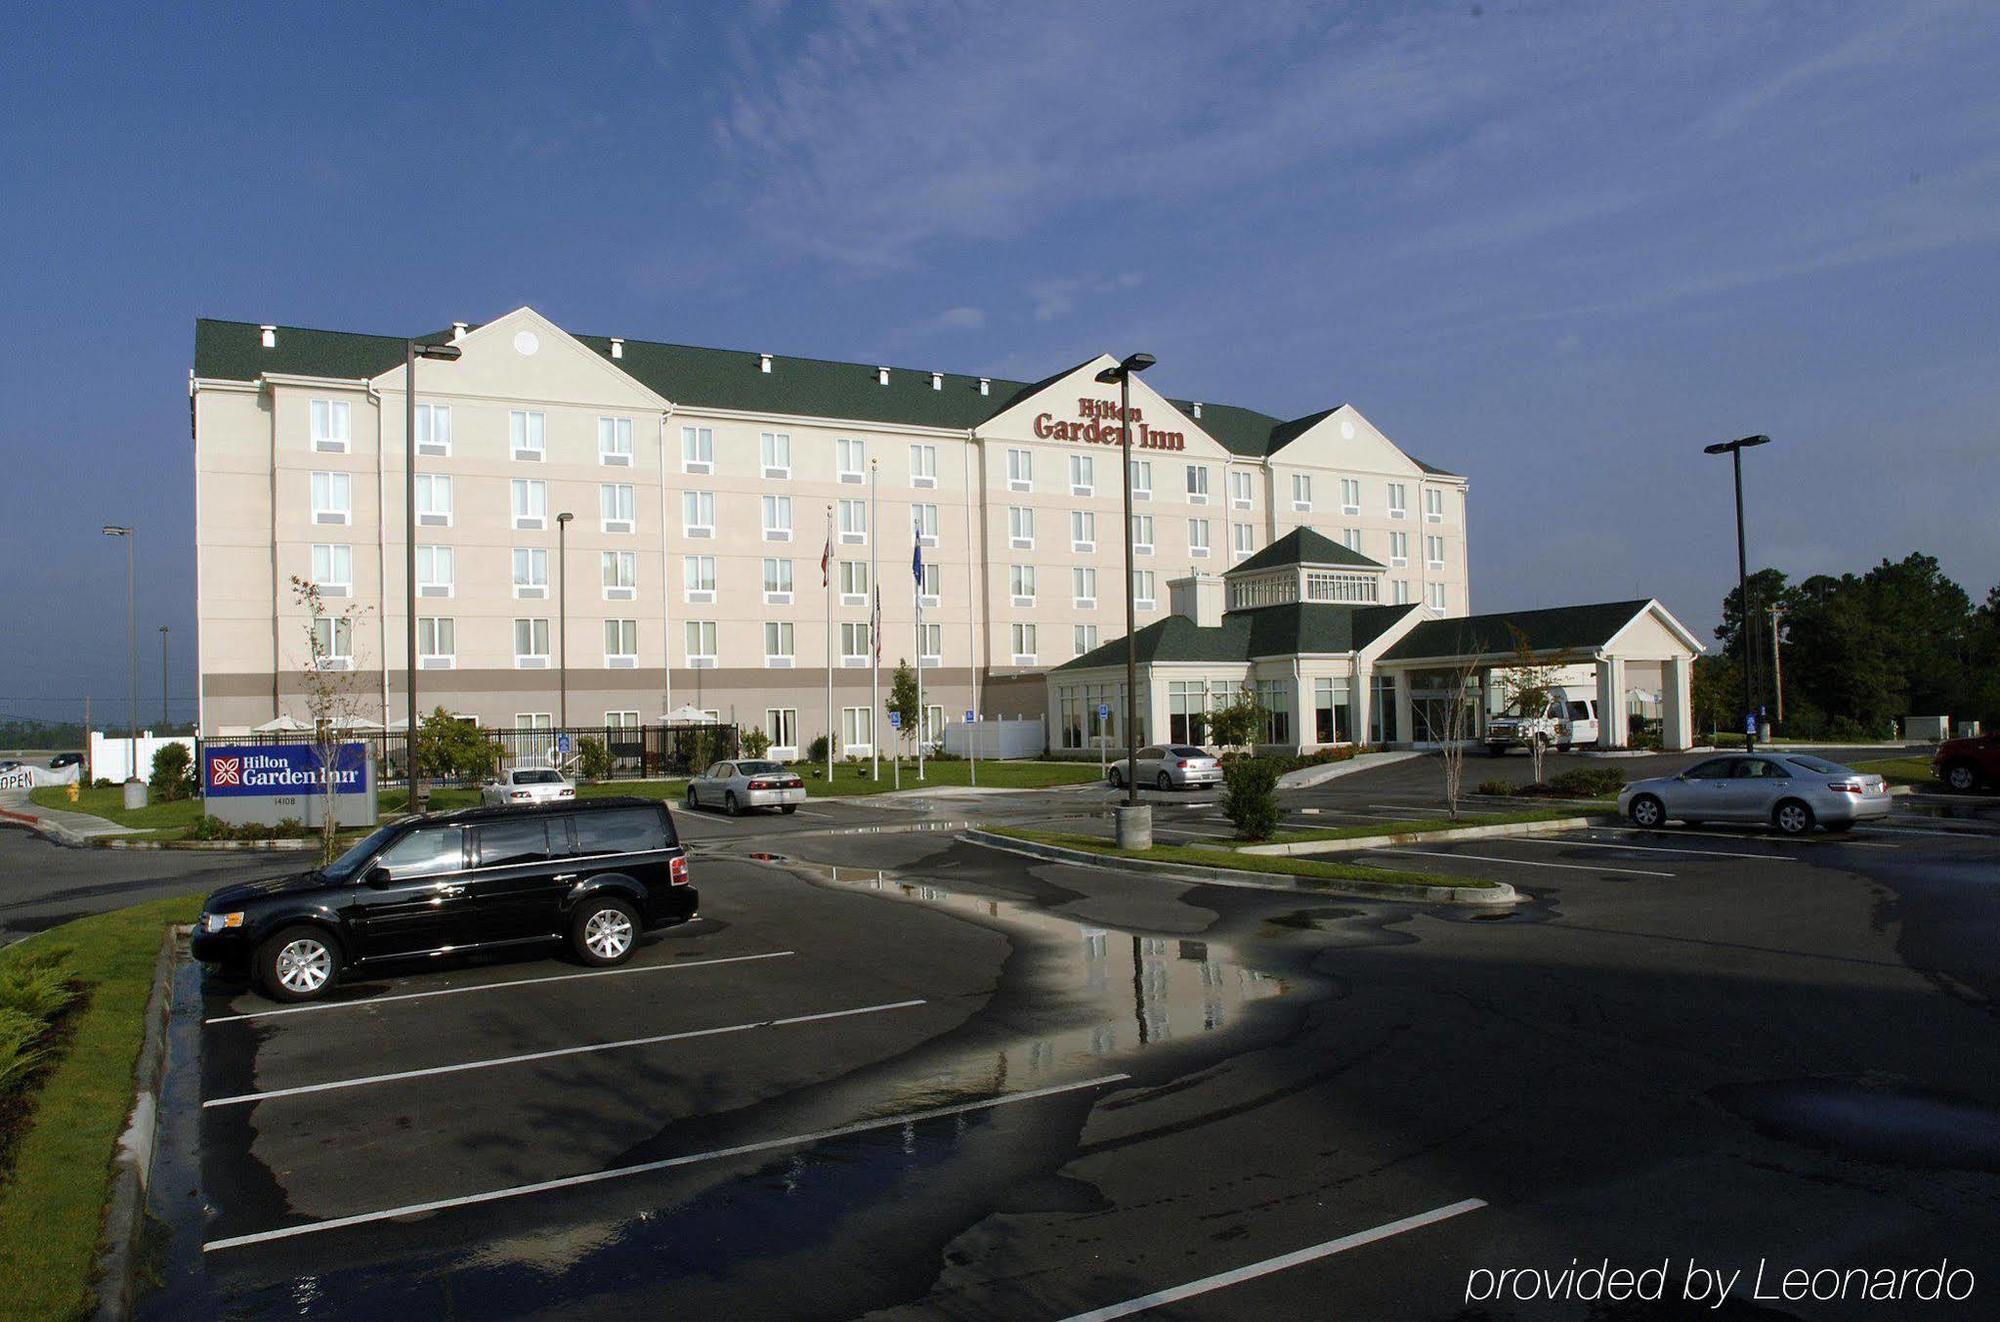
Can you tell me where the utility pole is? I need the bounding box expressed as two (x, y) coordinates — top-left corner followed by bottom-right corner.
(1768, 603), (1785, 728)
(159, 626), (170, 728)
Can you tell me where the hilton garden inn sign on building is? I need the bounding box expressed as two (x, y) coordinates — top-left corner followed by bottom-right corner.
(190, 307), (1701, 754)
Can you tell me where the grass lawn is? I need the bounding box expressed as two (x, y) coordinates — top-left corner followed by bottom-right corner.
(1851, 756), (1937, 789)
(792, 758), (1103, 797)
(1262, 805), (1604, 846)
(27, 785), (201, 833)
(987, 826), (1498, 890)
(0, 894), (201, 1319)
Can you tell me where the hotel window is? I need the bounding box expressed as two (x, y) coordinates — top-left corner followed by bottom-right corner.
(309, 543), (352, 597)
(682, 490), (715, 538)
(763, 557), (793, 604)
(1130, 459), (1152, 500)
(841, 706), (873, 755)
(1389, 531), (1409, 567)
(1010, 564), (1037, 606)
(1427, 582), (1448, 613)
(760, 431), (791, 479)
(1133, 570), (1156, 609)
(598, 416), (632, 466)
(836, 437), (866, 484)
(1007, 448), (1032, 491)
(510, 411), (545, 462)
(1186, 465), (1209, 504)
(406, 473), (449, 527)
(919, 562), (940, 606)
(509, 478), (543, 530)
(414, 403), (450, 457)
(764, 621), (795, 667)
(683, 555), (716, 603)
(1010, 623), (1037, 665)
(684, 620), (717, 667)
(1425, 487), (1445, 521)
(840, 560), (869, 605)
(1314, 677), (1353, 744)
(841, 622), (871, 666)
(1131, 514), (1154, 555)
(516, 713), (553, 733)
(1392, 579), (1412, 605)
(909, 443), (937, 488)
(1340, 478), (1360, 514)
(605, 619), (639, 667)
(309, 616), (353, 668)
(1169, 680), (1208, 744)
(1189, 518), (1211, 558)
(416, 545), (454, 598)
(310, 399), (351, 453)
(512, 547), (548, 599)
(1343, 528), (1362, 552)
(838, 499), (867, 544)
(1426, 535), (1445, 569)
(919, 623), (941, 666)
(681, 425), (714, 474)
(1074, 624), (1099, 656)
(1233, 523), (1255, 558)
(1069, 454), (1094, 496)
(1231, 470), (1253, 509)
(762, 494), (793, 541)
(310, 471), (351, 525)
(1258, 679), (1292, 744)
(607, 710), (642, 732)
(417, 616), (455, 669)
(602, 551), (637, 600)
(913, 503), (939, 546)
(765, 708), (799, 756)
(1073, 566), (1097, 608)
(1071, 509), (1095, 552)
(513, 617), (550, 668)
(600, 482), (636, 533)
(1387, 482), (1409, 519)
(1008, 506), (1034, 549)
(1291, 473), (1312, 512)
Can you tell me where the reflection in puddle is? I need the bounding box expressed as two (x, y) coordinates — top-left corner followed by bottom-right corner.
(1713, 1078), (2000, 1171)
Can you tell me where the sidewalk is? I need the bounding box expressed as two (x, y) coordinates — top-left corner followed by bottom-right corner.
(0, 789), (137, 846)
(1277, 750), (1422, 789)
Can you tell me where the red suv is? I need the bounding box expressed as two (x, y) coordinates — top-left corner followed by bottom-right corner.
(1933, 732), (2000, 793)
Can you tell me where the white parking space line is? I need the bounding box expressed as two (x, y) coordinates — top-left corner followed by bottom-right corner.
(1155, 827), (1240, 841)
(1057, 1198), (1488, 1320)
(1520, 836), (1796, 863)
(1866, 823), (1990, 839)
(203, 1072), (1133, 1252)
(204, 950), (797, 1026)
(1607, 826), (1898, 849)
(203, 998), (925, 1108)
(1364, 848), (1675, 878)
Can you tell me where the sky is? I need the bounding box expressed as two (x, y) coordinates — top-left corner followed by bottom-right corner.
(1, 0), (1995, 726)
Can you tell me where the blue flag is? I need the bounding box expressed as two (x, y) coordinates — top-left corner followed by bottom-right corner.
(912, 520), (924, 584)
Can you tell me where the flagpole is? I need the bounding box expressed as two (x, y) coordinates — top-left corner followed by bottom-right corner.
(915, 518), (925, 782)
(869, 458), (880, 783)
(823, 504), (834, 784)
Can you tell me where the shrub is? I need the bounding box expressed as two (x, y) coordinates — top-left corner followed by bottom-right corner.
(806, 734), (830, 766)
(741, 727), (772, 759)
(1548, 768), (1627, 797)
(0, 953), (78, 1024)
(0, 1007), (50, 1094)
(188, 814), (229, 841)
(576, 736), (613, 782)
(148, 743), (195, 802)
(416, 707), (496, 783)
(1222, 757), (1281, 841)
(1476, 778), (1515, 796)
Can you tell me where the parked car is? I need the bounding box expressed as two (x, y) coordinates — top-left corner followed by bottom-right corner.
(1933, 731), (1999, 793)
(48, 752), (84, 771)
(1618, 754), (1890, 835)
(686, 760), (806, 815)
(190, 797), (695, 1002)
(1107, 745), (1223, 791)
(1486, 688), (1599, 754)
(481, 766), (577, 807)
(0, 760), (20, 773)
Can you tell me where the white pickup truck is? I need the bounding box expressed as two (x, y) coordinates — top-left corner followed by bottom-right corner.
(1485, 687), (1600, 755)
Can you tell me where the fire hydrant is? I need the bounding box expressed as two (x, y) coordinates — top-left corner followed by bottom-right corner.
(66, 781), (80, 804)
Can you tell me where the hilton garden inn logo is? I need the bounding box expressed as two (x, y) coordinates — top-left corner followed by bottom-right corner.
(203, 744), (367, 798)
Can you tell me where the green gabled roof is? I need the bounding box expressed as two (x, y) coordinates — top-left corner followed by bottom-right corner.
(1380, 598), (1655, 661)
(193, 319), (459, 383)
(1411, 456), (1461, 478)
(1053, 602), (1414, 672)
(1164, 399), (1288, 458)
(1228, 526), (1383, 575)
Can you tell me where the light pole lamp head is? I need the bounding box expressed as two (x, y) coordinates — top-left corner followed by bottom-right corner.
(1703, 434), (1771, 455)
(102, 525), (132, 537)
(556, 511), (574, 526)
(1095, 351), (1157, 384)
(412, 341), (463, 362)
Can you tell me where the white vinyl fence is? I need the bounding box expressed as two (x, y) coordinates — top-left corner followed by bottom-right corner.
(941, 716), (1045, 760)
(88, 731), (196, 783)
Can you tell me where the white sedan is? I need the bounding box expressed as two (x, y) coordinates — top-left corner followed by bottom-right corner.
(686, 760), (806, 815)
(480, 767), (578, 807)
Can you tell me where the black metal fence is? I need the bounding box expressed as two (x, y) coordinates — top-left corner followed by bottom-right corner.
(202, 722), (740, 788)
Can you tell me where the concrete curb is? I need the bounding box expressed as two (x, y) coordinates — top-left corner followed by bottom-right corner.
(92, 923), (182, 1322)
(1239, 814), (1609, 857)
(98, 837), (315, 852)
(963, 829), (1518, 907)
(1277, 750), (1421, 789)
(0, 805), (92, 847)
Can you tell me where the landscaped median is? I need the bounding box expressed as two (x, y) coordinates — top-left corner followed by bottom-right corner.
(1244, 806), (1610, 855)
(0, 894), (198, 1319)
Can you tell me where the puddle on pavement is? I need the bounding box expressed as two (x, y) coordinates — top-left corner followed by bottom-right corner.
(1713, 1078), (2000, 1171)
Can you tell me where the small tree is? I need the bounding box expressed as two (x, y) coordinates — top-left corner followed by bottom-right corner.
(741, 726), (772, 759)
(1222, 756), (1281, 840)
(1434, 655), (1485, 818)
(1495, 625), (1575, 787)
(806, 732), (830, 767)
(575, 736), (613, 782)
(416, 706), (496, 784)
(887, 660), (920, 759)
(149, 742), (195, 802)
(1207, 688), (1265, 754)
(291, 577), (369, 863)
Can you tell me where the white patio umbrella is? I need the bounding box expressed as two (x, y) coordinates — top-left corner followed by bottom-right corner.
(663, 704), (715, 724)
(252, 714), (312, 733)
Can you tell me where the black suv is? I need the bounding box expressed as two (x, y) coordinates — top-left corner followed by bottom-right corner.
(192, 797), (696, 1003)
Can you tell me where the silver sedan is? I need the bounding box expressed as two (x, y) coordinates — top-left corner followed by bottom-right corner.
(1108, 745), (1223, 792)
(686, 759), (806, 815)
(1618, 753), (1891, 835)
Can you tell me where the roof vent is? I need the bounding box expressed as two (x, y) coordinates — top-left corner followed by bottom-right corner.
(1192, 401), (1203, 419)
(609, 338), (624, 359)
(451, 321), (469, 340)
(759, 353), (772, 374)
(258, 325), (276, 349)
(930, 372), (943, 391)
(876, 366), (890, 386)
(978, 377), (990, 396)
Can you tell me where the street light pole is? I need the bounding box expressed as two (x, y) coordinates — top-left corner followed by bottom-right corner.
(101, 526), (136, 787)
(556, 511), (573, 733)
(404, 337), (463, 811)
(1769, 603), (1785, 728)
(159, 625), (170, 728)
(1703, 434), (1771, 753)
(1096, 352), (1156, 846)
